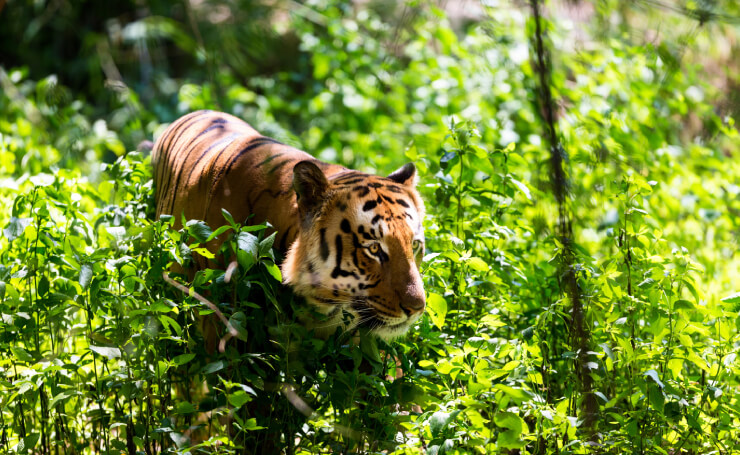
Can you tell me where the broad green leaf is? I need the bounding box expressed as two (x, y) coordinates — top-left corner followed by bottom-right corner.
(173, 353), (196, 366)
(495, 412), (526, 449)
(481, 314), (505, 328)
(242, 418), (265, 431)
(229, 312), (249, 342)
(263, 261), (282, 282)
(106, 226), (127, 244)
(466, 257), (489, 272)
(90, 345), (121, 359)
(494, 384), (532, 403)
(11, 346), (35, 363)
(206, 224), (233, 242)
(176, 401), (196, 414)
(221, 208), (236, 227)
(259, 232), (277, 257)
(37, 276), (49, 296)
(509, 177), (531, 201)
(186, 220), (212, 243)
(429, 410), (461, 437)
(49, 392), (71, 408)
(237, 232), (259, 271)
(426, 292), (447, 329)
(644, 369), (664, 388)
(228, 391), (252, 409)
(3, 217), (32, 241)
(202, 360), (226, 375)
(361, 335), (381, 364)
(79, 264), (93, 290)
(673, 299), (694, 310)
(20, 433), (40, 452)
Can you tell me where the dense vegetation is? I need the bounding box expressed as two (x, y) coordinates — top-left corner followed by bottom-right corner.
(1, 0), (739, 453)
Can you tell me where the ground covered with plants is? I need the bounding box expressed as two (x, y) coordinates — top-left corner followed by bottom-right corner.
(1, 0), (739, 453)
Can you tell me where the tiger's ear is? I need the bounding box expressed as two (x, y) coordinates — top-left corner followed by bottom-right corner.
(293, 160), (329, 214)
(388, 163), (417, 187)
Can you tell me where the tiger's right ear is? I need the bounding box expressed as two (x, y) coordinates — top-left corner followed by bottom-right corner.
(388, 163), (418, 187)
(293, 160), (329, 215)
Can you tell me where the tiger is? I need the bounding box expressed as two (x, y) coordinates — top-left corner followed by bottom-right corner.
(152, 110), (426, 339)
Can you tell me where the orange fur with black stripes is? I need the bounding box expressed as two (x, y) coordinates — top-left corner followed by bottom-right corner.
(153, 110), (426, 338)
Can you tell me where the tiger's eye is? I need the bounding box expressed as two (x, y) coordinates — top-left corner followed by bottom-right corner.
(369, 243), (380, 254)
(412, 239), (422, 251)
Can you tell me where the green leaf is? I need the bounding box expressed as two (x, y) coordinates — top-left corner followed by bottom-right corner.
(644, 369), (664, 389)
(440, 151), (457, 164)
(201, 360), (226, 375)
(11, 346), (35, 363)
(90, 345), (121, 359)
(426, 293), (447, 329)
(186, 220), (212, 243)
(221, 208), (236, 227)
(263, 261), (282, 282)
(494, 412), (526, 449)
(229, 312), (249, 342)
(648, 384), (665, 412)
(3, 217), (32, 241)
(259, 232), (277, 257)
(228, 390), (252, 409)
(237, 231), (259, 271)
(49, 392), (71, 408)
(192, 247), (215, 259)
(466, 257), (489, 272)
(493, 384), (532, 403)
(37, 276), (49, 296)
(20, 433), (40, 452)
(242, 418), (265, 431)
(176, 401), (196, 414)
(360, 335), (381, 364)
(509, 177), (531, 201)
(79, 264), (93, 290)
(429, 410), (461, 437)
(720, 292), (740, 305)
(106, 226), (127, 244)
(206, 224), (233, 242)
(673, 299), (694, 310)
(173, 353), (196, 366)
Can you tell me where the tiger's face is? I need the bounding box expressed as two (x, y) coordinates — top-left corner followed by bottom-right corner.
(282, 161), (426, 339)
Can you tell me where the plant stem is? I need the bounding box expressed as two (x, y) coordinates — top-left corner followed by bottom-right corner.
(529, 0), (597, 434)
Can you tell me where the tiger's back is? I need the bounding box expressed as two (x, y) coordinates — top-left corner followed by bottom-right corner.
(153, 110), (426, 339)
(153, 110), (346, 252)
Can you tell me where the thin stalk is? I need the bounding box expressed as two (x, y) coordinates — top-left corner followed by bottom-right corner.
(529, 0), (596, 433)
(454, 145), (465, 341)
(83, 287), (106, 453)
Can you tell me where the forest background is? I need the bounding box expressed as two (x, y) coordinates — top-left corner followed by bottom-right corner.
(1, 0), (739, 453)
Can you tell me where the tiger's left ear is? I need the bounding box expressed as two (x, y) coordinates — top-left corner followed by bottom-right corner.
(293, 160), (329, 215)
(387, 163), (417, 187)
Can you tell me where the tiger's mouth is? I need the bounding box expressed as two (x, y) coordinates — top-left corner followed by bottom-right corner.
(302, 296), (418, 339)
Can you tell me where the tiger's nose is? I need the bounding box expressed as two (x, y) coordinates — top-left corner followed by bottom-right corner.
(400, 288), (425, 315)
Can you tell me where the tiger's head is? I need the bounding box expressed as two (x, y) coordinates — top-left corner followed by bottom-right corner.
(282, 161), (426, 339)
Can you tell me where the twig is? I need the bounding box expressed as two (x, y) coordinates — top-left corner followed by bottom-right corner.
(224, 260), (239, 284)
(161, 272), (238, 353)
(281, 384), (362, 441)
